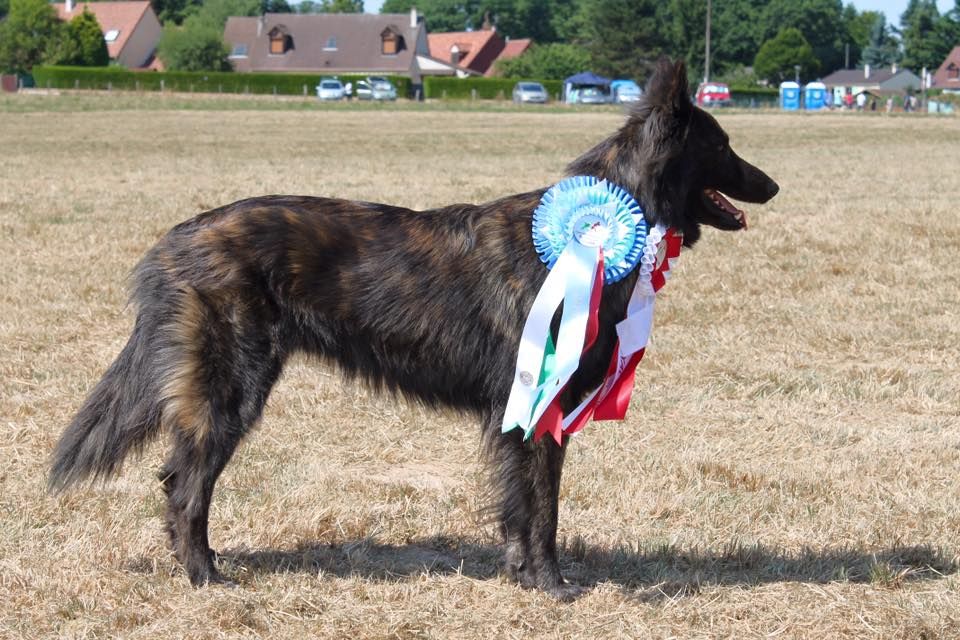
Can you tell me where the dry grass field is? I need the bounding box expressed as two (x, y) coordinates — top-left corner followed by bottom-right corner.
(2, 93), (960, 638)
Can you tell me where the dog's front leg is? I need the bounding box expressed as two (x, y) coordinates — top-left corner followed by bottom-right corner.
(488, 421), (586, 600)
(526, 436), (586, 601)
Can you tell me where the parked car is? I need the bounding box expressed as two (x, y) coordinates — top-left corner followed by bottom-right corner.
(512, 81), (549, 104)
(356, 76), (397, 101)
(696, 82), (731, 107)
(577, 85), (612, 104)
(610, 79), (642, 103)
(316, 78), (345, 101)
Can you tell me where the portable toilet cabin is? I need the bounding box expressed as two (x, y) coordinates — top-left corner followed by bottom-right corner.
(780, 81), (800, 110)
(804, 82), (827, 110)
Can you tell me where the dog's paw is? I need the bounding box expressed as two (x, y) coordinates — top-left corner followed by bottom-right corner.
(543, 581), (588, 602)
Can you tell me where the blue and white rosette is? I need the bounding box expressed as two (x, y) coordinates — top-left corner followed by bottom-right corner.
(502, 176), (649, 440)
(532, 176), (646, 283)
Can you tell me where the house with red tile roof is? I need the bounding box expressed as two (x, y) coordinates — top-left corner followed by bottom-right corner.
(428, 28), (530, 77)
(224, 10), (464, 83)
(933, 46), (960, 92)
(53, 0), (161, 69)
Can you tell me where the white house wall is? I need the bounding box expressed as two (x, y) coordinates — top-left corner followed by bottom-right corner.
(118, 9), (161, 68)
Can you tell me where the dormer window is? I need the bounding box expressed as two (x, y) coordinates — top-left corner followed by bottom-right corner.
(104, 29), (119, 43)
(324, 36), (337, 51)
(949, 63), (959, 80)
(268, 26), (293, 55)
(380, 27), (404, 56)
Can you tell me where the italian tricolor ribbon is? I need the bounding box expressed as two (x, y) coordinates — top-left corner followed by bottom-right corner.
(501, 176), (682, 444)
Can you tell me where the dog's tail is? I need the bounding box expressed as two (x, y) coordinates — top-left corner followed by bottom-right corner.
(48, 320), (164, 492)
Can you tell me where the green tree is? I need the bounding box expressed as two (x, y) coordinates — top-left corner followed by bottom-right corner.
(581, 0), (668, 80)
(550, 0), (587, 43)
(761, 0), (845, 73)
(51, 8), (110, 66)
(496, 42), (590, 79)
(667, 0), (706, 80)
(151, 0), (201, 25)
(861, 13), (900, 68)
(900, 0), (955, 71)
(0, 0), (9, 19)
(381, 0), (472, 32)
(319, 0), (362, 11)
(840, 5), (884, 69)
(262, 0), (293, 12)
(157, 23), (232, 71)
(711, 0), (767, 71)
(754, 27), (820, 84)
(0, 0), (62, 74)
(382, 0), (578, 41)
(184, 0), (259, 30)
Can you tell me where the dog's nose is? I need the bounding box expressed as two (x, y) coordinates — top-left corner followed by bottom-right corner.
(766, 180), (780, 201)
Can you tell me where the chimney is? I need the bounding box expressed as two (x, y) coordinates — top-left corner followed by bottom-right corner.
(410, 7), (417, 28)
(66, 0), (74, 12)
(257, 15), (265, 37)
(864, 64), (870, 79)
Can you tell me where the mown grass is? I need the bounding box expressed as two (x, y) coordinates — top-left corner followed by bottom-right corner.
(1, 93), (959, 638)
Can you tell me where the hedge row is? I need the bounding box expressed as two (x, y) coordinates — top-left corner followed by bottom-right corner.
(31, 66), (412, 97)
(424, 76), (563, 100)
(29, 66), (782, 107)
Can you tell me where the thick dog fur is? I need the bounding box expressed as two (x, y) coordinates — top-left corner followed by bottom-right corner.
(50, 60), (778, 600)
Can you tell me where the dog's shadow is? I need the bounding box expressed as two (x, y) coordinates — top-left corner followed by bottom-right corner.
(214, 536), (957, 601)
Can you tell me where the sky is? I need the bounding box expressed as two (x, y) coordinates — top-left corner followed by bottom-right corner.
(364, 0), (957, 22)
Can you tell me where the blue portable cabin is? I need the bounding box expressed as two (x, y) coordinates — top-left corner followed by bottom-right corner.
(780, 81), (801, 110)
(804, 82), (827, 110)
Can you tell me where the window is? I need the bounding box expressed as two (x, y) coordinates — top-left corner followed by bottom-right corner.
(380, 28), (403, 55)
(230, 44), (248, 58)
(268, 27), (293, 55)
(949, 64), (959, 80)
(104, 29), (120, 43)
(324, 36), (337, 51)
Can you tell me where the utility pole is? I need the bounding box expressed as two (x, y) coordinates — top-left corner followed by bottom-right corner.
(704, 0), (712, 83)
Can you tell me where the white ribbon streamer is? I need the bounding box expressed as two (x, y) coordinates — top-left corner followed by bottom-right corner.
(502, 241), (599, 436)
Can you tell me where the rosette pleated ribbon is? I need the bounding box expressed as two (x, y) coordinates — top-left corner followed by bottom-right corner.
(501, 176), (682, 445)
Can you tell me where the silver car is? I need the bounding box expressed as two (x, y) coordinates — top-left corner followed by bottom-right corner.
(356, 77), (397, 101)
(512, 81), (549, 104)
(577, 86), (612, 104)
(316, 78), (345, 101)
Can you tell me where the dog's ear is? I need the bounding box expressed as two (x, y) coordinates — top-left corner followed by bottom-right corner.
(644, 58), (691, 117)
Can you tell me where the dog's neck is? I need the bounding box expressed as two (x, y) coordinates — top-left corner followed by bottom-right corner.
(564, 118), (659, 221)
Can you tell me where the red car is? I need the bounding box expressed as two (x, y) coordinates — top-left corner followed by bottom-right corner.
(696, 82), (732, 107)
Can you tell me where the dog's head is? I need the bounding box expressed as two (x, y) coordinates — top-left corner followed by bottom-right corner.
(568, 59), (779, 247)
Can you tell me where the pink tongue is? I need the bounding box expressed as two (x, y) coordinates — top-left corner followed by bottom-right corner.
(707, 189), (747, 228)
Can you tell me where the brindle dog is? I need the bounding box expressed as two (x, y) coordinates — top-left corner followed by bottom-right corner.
(50, 59), (778, 600)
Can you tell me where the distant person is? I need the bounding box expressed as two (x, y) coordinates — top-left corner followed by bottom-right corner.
(886, 97), (893, 113)
(870, 98), (877, 111)
(344, 82), (353, 100)
(856, 92), (866, 111)
(844, 92), (854, 109)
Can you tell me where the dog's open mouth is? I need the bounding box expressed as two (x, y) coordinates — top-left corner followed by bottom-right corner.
(702, 189), (747, 230)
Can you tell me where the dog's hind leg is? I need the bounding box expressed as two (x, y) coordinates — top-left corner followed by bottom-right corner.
(155, 288), (284, 585)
